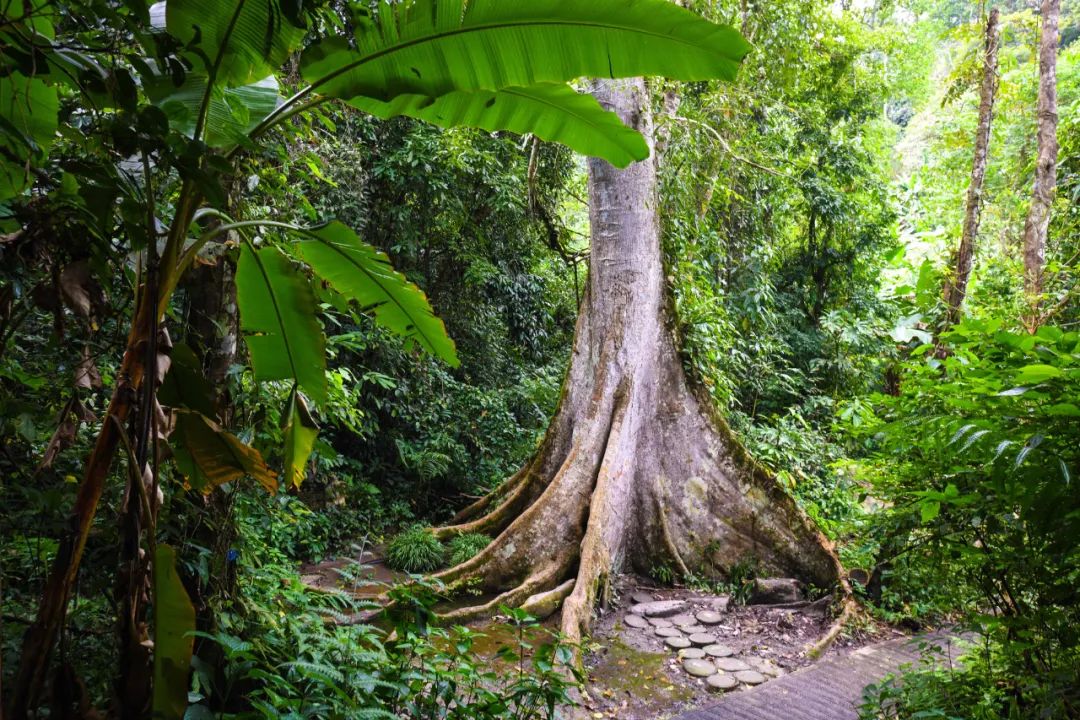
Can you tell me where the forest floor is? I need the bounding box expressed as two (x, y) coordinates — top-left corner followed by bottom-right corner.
(299, 556), (902, 719)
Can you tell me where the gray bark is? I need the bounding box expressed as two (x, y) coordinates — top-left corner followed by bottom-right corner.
(1022, 0), (1060, 309)
(434, 78), (842, 641)
(943, 8), (1000, 330)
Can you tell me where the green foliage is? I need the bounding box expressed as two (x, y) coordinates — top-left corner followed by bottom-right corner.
(844, 319), (1080, 716)
(294, 220), (458, 366)
(236, 242), (329, 404)
(189, 542), (581, 720)
(860, 638), (1078, 720)
(447, 533), (491, 566)
(299, 0), (750, 122)
(649, 563), (675, 586)
(151, 545), (196, 720)
(351, 83), (650, 168)
(386, 524), (445, 573)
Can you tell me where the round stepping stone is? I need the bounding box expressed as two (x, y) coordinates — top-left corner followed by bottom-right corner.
(623, 614), (649, 629)
(715, 657), (751, 672)
(682, 658), (716, 677)
(665, 636), (691, 649)
(749, 657), (782, 676)
(703, 644), (734, 658)
(630, 591), (654, 604)
(678, 647), (706, 659)
(648, 617), (673, 628)
(681, 624), (707, 634)
(670, 614), (695, 626)
(654, 626), (683, 638)
(696, 610), (724, 625)
(630, 599), (688, 617)
(706, 673), (738, 691)
(689, 633), (718, 646)
(735, 669), (766, 685)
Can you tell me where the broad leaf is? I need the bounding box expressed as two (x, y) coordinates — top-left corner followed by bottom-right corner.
(300, 0), (749, 103)
(159, 0), (305, 86)
(173, 410), (278, 493)
(293, 221), (458, 366)
(152, 544), (196, 720)
(0, 73), (58, 201)
(1015, 364), (1062, 384)
(349, 83), (649, 168)
(236, 243), (328, 403)
(159, 343), (217, 418)
(282, 387), (318, 489)
(146, 71), (282, 147)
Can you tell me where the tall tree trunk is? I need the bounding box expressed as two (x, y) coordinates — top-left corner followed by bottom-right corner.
(942, 8), (1000, 331)
(1022, 0), (1060, 320)
(430, 78), (843, 643)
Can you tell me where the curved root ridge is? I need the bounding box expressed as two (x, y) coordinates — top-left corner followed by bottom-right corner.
(432, 466), (537, 541)
(438, 564), (564, 623)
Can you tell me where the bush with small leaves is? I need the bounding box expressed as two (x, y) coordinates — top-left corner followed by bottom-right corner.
(386, 525), (444, 573)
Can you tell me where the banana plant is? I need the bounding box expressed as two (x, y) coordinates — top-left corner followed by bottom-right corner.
(6, 0), (749, 714)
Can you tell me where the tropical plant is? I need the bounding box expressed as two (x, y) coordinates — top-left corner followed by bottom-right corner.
(845, 319), (1080, 717)
(386, 524), (445, 573)
(1, 0), (754, 714)
(447, 532), (491, 566)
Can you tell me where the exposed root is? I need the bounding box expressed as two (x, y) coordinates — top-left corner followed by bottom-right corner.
(521, 579), (575, 619)
(654, 482), (692, 580)
(432, 464), (539, 541)
(805, 591), (859, 659)
(439, 564), (563, 623)
(560, 393), (628, 643)
(446, 465), (529, 526)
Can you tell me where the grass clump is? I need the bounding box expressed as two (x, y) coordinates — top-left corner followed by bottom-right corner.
(446, 533), (491, 566)
(385, 524), (444, 573)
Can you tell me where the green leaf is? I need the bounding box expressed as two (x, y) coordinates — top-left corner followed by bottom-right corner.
(236, 243), (328, 402)
(1046, 403), (1080, 417)
(0, 73), (58, 201)
(153, 544), (196, 720)
(300, 0), (749, 104)
(173, 410), (278, 493)
(349, 83), (648, 168)
(159, 343), (217, 418)
(1014, 364), (1063, 384)
(920, 500), (940, 524)
(293, 221), (458, 367)
(160, 0), (305, 86)
(282, 387), (318, 489)
(146, 71), (282, 148)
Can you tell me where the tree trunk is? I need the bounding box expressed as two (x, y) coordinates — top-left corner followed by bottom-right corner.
(431, 78), (843, 643)
(943, 8), (1000, 331)
(182, 250), (239, 410)
(1022, 0), (1060, 317)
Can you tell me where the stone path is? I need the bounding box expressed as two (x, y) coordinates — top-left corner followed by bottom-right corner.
(674, 634), (954, 720)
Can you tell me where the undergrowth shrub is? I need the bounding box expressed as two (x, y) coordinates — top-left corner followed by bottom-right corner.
(844, 320), (1080, 718)
(386, 524), (444, 572)
(191, 560), (581, 719)
(447, 533), (491, 566)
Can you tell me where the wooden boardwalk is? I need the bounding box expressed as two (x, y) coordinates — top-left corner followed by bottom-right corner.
(674, 635), (957, 720)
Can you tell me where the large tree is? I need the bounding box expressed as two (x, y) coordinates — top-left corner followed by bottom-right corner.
(431, 78), (845, 642)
